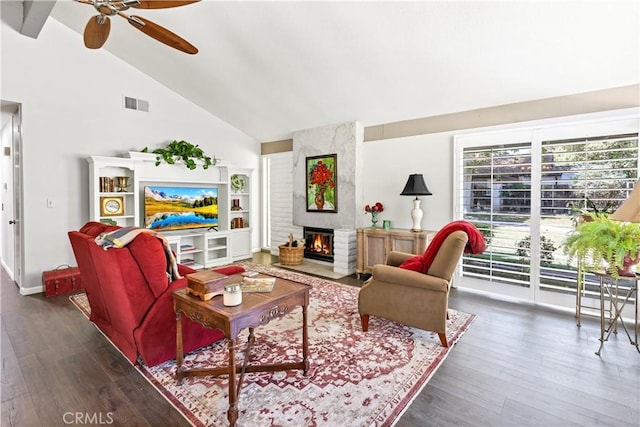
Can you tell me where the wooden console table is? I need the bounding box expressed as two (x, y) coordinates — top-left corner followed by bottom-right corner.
(356, 228), (436, 278)
(172, 274), (311, 427)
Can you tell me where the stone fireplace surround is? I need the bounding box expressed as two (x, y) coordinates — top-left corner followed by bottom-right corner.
(278, 120), (364, 276)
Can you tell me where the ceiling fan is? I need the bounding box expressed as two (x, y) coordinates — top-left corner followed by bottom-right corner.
(75, 0), (200, 54)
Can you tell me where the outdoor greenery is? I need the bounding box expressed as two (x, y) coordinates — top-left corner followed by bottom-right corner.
(516, 235), (558, 267)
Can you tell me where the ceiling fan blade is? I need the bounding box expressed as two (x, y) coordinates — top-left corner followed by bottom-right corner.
(84, 15), (111, 49)
(125, 15), (198, 54)
(132, 0), (200, 9)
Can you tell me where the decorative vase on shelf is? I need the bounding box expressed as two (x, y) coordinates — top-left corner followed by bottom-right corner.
(370, 212), (379, 228)
(116, 176), (129, 192)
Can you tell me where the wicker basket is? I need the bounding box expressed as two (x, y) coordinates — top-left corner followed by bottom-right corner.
(279, 234), (304, 266)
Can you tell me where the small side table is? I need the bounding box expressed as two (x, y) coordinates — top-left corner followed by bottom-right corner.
(575, 263), (613, 327)
(173, 274), (311, 427)
(593, 271), (639, 356)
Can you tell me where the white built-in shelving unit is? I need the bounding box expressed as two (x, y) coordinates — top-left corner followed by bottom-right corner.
(222, 167), (253, 261)
(88, 154), (253, 266)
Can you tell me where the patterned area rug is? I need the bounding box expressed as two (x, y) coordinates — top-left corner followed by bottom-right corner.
(70, 262), (475, 427)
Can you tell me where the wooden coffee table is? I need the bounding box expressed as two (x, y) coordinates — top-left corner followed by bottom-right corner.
(172, 273), (311, 427)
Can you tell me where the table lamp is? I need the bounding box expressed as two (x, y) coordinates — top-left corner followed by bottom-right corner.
(400, 174), (432, 232)
(610, 178), (640, 223)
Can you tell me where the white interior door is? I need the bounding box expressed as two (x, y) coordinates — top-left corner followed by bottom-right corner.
(12, 105), (23, 286)
(0, 101), (22, 285)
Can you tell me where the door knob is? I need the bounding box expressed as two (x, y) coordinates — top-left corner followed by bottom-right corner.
(9, 220), (16, 225)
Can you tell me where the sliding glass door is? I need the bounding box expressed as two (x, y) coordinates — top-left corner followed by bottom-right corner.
(454, 114), (639, 308)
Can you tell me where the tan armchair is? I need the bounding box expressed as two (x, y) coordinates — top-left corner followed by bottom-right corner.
(358, 230), (469, 347)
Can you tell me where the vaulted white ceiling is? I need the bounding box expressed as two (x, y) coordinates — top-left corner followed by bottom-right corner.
(40, 1), (640, 141)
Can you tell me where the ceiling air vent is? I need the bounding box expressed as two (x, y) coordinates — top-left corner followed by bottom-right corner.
(123, 96), (149, 112)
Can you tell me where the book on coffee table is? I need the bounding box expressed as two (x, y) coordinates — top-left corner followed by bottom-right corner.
(240, 277), (276, 292)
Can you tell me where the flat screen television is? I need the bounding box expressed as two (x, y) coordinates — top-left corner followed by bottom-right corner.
(144, 185), (218, 232)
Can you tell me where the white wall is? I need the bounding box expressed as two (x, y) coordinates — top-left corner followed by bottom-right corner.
(1, 18), (260, 294)
(362, 132), (455, 233)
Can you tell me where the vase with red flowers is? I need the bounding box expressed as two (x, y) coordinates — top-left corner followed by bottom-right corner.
(365, 202), (384, 228)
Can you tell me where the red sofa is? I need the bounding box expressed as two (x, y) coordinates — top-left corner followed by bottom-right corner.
(68, 222), (244, 367)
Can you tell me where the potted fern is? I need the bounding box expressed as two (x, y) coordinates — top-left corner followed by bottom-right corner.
(141, 140), (217, 170)
(563, 213), (640, 278)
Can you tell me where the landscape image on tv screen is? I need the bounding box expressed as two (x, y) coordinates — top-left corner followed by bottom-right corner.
(144, 185), (218, 232)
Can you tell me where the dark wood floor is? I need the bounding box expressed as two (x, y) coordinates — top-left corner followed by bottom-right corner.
(2, 255), (639, 426)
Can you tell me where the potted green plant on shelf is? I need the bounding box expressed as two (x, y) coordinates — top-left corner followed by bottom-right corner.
(141, 140), (217, 170)
(562, 213), (640, 278)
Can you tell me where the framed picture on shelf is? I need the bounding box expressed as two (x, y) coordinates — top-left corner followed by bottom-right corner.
(100, 196), (124, 216)
(306, 154), (337, 213)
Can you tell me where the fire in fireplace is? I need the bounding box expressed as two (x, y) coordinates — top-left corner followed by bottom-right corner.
(303, 227), (334, 262)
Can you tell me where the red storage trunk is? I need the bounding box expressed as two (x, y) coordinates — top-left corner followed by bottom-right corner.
(42, 265), (84, 297)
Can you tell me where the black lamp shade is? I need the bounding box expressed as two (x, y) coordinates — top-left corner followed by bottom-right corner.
(400, 174), (432, 196)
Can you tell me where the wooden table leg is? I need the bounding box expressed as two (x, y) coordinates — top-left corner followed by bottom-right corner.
(175, 310), (184, 384)
(302, 303), (309, 376)
(236, 328), (255, 397)
(227, 337), (238, 427)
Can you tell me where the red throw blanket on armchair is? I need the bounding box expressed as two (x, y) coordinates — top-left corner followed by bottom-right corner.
(399, 220), (486, 274)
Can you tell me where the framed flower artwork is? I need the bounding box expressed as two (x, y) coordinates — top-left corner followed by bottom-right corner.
(306, 154), (337, 212)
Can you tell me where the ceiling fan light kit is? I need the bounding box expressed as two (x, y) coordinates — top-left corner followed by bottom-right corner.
(75, 0), (200, 54)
